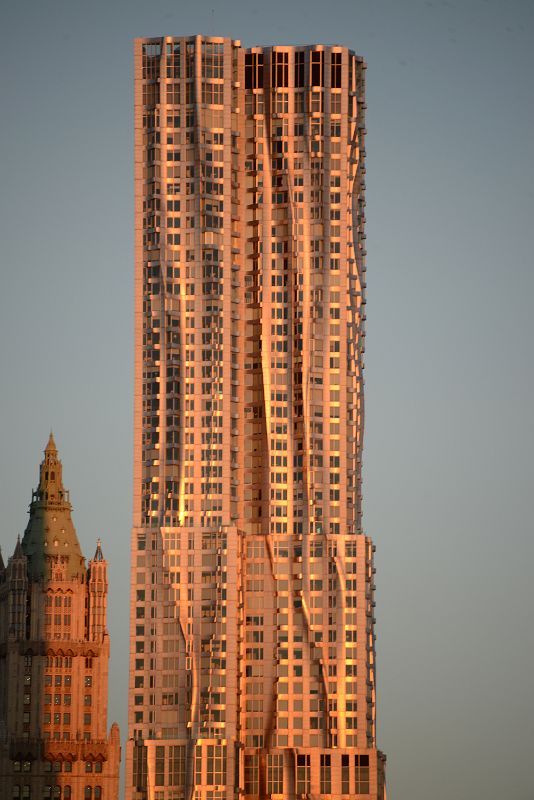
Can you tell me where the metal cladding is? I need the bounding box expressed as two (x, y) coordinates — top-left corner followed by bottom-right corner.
(129, 36), (386, 800)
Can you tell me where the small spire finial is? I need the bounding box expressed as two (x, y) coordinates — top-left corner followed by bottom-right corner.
(45, 430), (57, 453)
(94, 538), (104, 561)
(13, 536), (24, 559)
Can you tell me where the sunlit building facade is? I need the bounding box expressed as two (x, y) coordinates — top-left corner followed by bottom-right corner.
(128, 35), (386, 800)
(0, 436), (121, 800)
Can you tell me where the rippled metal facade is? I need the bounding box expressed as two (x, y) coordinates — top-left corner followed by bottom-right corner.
(128, 35), (386, 800)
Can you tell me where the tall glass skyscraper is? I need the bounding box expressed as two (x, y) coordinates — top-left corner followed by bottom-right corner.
(128, 36), (386, 800)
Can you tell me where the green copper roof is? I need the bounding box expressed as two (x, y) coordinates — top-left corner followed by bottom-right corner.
(21, 435), (85, 581)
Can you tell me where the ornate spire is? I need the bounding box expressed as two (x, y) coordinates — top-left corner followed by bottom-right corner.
(13, 536), (25, 560)
(21, 435), (85, 581)
(45, 430), (57, 454)
(94, 538), (104, 562)
(37, 432), (65, 503)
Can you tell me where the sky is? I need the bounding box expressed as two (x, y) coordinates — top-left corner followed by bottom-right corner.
(0, 0), (533, 798)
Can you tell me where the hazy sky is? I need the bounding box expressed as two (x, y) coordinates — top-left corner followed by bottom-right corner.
(1, 1), (533, 798)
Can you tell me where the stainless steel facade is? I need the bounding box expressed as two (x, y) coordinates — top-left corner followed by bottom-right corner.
(128, 36), (386, 800)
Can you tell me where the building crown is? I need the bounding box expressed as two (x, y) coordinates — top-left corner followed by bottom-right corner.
(21, 434), (85, 581)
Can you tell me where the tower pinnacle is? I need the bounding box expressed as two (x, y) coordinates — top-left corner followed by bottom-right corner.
(45, 430), (57, 454)
(22, 435), (84, 580)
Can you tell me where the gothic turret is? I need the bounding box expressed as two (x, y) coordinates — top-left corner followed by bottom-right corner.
(21, 434), (85, 580)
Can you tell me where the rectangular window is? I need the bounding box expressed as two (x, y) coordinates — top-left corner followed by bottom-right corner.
(166, 41), (180, 78)
(201, 42), (224, 78)
(320, 754), (331, 793)
(166, 83), (180, 104)
(272, 51), (288, 88)
(132, 743), (148, 792)
(355, 754), (370, 794)
(202, 82), (224, 105)
(169, 745), (185, 787)
(294, 51), (305, 88)
(155, 746), (165, 786)
(244, 753), (259, 795)
(206, 744), (226, 785)
(331, 51), (342, 88)
(342, 754), (350, 794)
(245, 52), (264, 90)
(195, 745), (202, 786)
(296, 754), (310, 794)
(267, 753), (284, 794)
(311, 51), (324, 86)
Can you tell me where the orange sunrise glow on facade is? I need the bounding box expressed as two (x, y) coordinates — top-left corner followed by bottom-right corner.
(0, 436), (121, 799)
(128, 36), (386, 800)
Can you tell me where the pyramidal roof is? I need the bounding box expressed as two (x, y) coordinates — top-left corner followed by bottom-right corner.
(21, 435), (85, 581)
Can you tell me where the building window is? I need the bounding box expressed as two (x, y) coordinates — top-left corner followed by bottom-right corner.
(272, 51), (288, 88)
(341, 754), (350, 793)
(320, 754), (331, 794)
(294, 51), (305, 88)
(155, 746), (165, 786)
(331, 52), (342, 88)
(267, 753), (284, 794)
(206, 744), (226, 786)
(169, 745), (185, 788)
(311, 51), (324, 86)
(296, 754), (310, 794)
(355, 755), (370, 794)
(201, 42), (224, 79)
(245, 52), (264, 90)
(244, 754), (258, 795)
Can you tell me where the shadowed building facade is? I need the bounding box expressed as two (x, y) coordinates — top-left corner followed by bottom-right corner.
(129, 36), (386, 799)
(0, 436), (120, 800)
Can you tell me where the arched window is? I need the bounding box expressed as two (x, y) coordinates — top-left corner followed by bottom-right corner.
(84, 788), (92, 800)
(95, 789), (102, 800)
(53, 788), (61, 799)
(12, 787), (20, 799)
(64, 789), (71, 800)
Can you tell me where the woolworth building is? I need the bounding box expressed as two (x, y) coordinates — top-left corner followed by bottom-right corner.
(0, 435), (120, 800)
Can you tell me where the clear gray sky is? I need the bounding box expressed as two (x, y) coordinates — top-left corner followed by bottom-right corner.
(1, 1), (533, 798)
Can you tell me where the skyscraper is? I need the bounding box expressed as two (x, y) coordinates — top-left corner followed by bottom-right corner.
(0, 435), (121, 800)
(129, 36), (386, 799)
